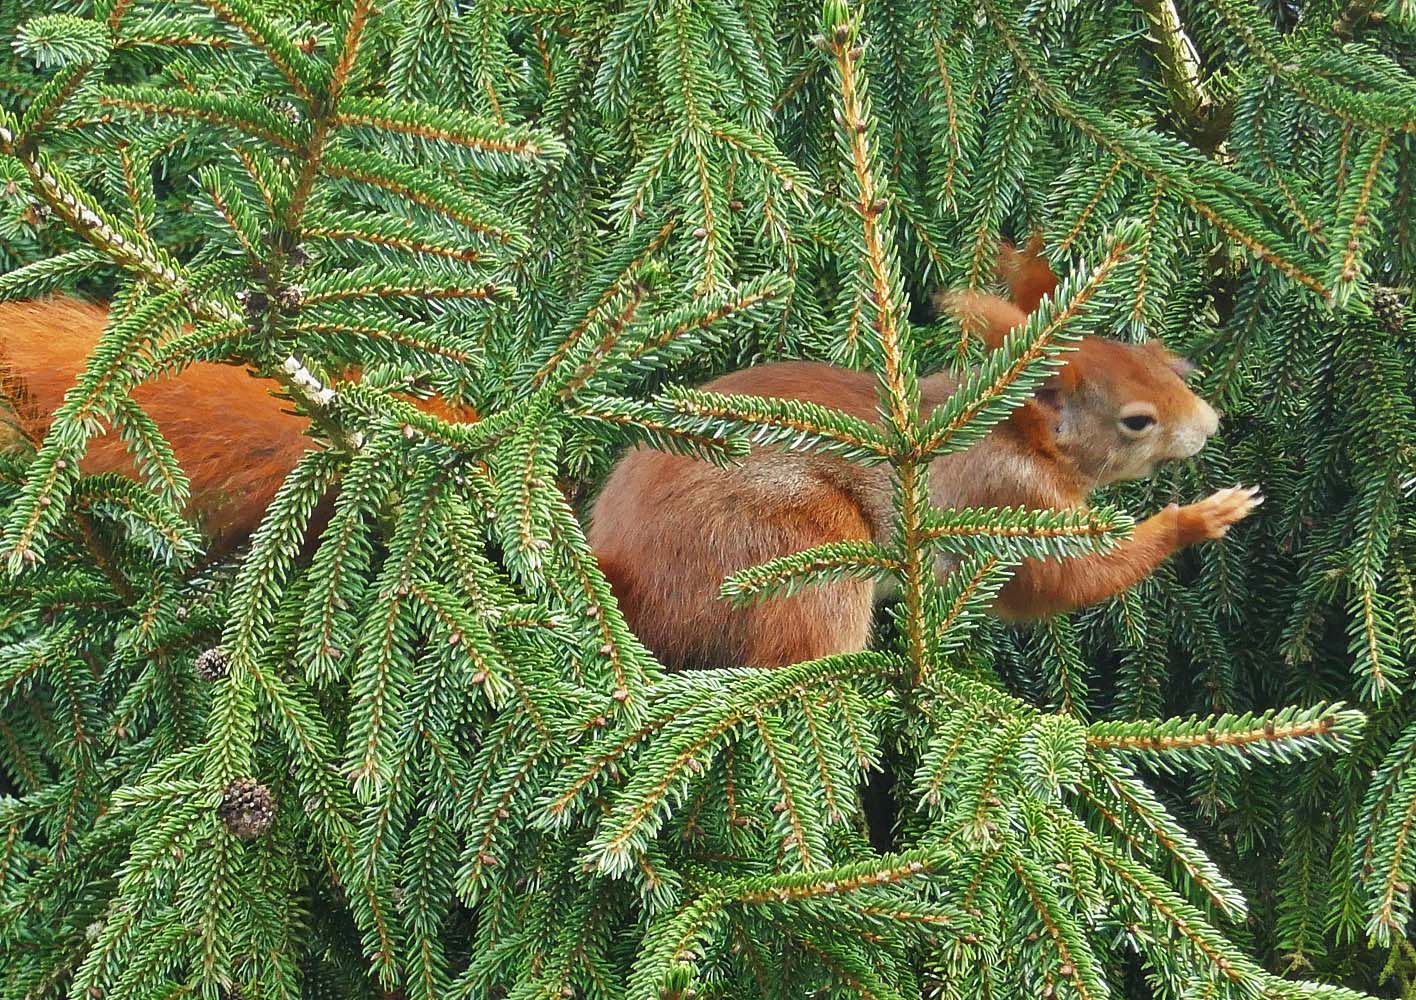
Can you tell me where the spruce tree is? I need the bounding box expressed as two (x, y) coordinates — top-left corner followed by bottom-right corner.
(0, 0), (1412, 998)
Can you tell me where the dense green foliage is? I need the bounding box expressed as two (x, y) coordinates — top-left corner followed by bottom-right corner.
(0, 0), (1413, 997)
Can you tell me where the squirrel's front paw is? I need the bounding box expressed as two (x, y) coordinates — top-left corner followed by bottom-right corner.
(1177, 485), (1263, 542)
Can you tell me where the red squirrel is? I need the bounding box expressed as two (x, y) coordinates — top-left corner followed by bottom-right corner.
(0, 243), (1259, 670)
(588, 251), (1261, 668)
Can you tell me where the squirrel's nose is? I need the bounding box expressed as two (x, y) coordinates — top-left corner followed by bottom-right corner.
(1197, 400), (1220, 438)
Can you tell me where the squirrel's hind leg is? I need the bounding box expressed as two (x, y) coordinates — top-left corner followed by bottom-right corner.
(739, 576), (874, 668)
(590, 452), (876, 670)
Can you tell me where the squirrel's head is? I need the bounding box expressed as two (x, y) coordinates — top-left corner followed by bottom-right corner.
(1040, 337), (1219, 485)
(944, 289), (1220, 486)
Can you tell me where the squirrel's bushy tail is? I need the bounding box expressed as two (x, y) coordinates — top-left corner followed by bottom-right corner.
(0, 296), (313, 551)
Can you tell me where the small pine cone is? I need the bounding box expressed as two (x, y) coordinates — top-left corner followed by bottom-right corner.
(218, 778), (276, 840)
(236, 289), (269, 316)
(275, 284), (304, 312)
(220, 985), (246, 1000)
(194, 647), (229, 682)
(1373, 286), (1405, 335)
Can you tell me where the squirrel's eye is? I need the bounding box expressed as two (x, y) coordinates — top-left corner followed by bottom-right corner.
(1120, 414), (1157, 433)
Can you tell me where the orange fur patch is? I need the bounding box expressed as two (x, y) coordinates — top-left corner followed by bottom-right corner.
(0, 297), (315, 551)
(0, 297), (482, 553)
(997, 234), (1059, 313)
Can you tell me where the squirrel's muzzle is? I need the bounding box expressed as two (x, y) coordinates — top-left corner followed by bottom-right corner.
(1171, 397), (1220, 459)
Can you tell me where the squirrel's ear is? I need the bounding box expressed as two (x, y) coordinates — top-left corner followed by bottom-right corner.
(996, 231), (1058, 313)
(1146, 339), (1197, 378)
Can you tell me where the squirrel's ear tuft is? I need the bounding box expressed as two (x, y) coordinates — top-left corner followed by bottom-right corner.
(996, 232), (1058, 313)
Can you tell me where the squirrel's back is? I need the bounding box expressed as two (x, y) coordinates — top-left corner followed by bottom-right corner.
(588, 362), (890, 668)
(585, 352), (1063, 668)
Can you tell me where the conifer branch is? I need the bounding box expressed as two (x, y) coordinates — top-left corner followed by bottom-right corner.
(1003, 835), (1106, 1000)
(300, 216), (484, 262)
(15, 65), (96, 145)
(720, 541), (902, 606)
(295, 319), (482, 366)
(1080, 756), (1249, 919)
(1208, 0), (1416, 135)
(527, 216), (678, 389)
(822, 12), (912, 438)
(1063, 807), (1265, 988)
(335, 97), (566, 163)
(97, 87), (306, 150)
(1356, 720), (1416, 942)
(1, 0), (1409, 994)
(750, 711), (825, 868)
(321, 149), (525, 247)
(655, 386), (892, 463)
(570, 396), (747, 466)
(1057, 158), (1126, 255)
(979, 0), (1330, 296)
(199, 0), (326, 99)
(611, 273), (790, 374)
(1085, 703), (1365, 766)
(923, 555), (1013, 660)
(917, 505), (1132, 560)
(0, 133), (360, 457)
(580, 653), (895, 873)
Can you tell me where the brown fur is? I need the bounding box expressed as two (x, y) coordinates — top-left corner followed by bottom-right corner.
(0, 239), (1257, 669)
(932, 235), (1060, 325)
(997, 232), (1059, 313)
(0, 296), (474, 553)
(588, 268), (1257, 669)
(590, 364), (887, 669)
(939, 289), (1034, 350)
(0, 297), (312, 551)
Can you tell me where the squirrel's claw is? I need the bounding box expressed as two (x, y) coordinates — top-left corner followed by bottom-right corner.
(1181, 484), (1264, 541)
